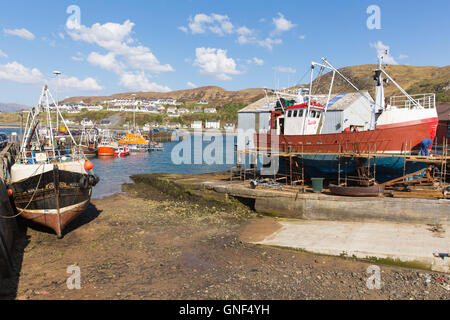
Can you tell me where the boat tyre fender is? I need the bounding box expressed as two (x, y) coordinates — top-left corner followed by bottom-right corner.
(79, 175), (89, 189)
(93, 174), (100, 186)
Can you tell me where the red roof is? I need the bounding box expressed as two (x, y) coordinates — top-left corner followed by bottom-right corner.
(285, 102), (324, 110)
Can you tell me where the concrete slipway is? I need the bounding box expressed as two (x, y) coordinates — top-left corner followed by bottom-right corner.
(191, 178), (450, 273)
(252, 219), (449, 273)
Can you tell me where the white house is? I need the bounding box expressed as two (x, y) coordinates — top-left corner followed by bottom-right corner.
(205, 120), (220, 129)
(204, 108), (217, 113)
(166, 122), (181, 129)
(224, 123), (235, 131)
(87, 105), (104, 111)
(178, 108), (190, 114)
(167, 107), (179, 117)
(191, 121), (202, 129)
(107, 106), (122, 112)
(80, 118), (94, 127)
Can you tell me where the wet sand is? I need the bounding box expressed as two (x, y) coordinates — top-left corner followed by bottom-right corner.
(0, 175), (448, 300)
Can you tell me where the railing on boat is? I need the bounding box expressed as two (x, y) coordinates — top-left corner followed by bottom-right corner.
(389, 93), (435, 109)
(17, 148), (85, 164)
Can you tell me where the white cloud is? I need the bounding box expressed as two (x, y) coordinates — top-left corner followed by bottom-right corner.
(258, 37), (282, 50)
(398, 54), (408, 60)
(58, 32), (65, 40)
(118, 45), (174, 73)
(0, 61), (43, 84)
(67, 19), (173, 91)
(53, 76), (103, 91)
(72, 52), (83, 61)
(236, 26), (257, 44)
(68, 20), (174, 72)
(119, 72), (171, 92)
(185, 13), (234, 36)
(248, 57), (264, 66)
(370, 41), (398, 64)
(67, 20), (134, 51)
(273, 66), (296, 73)
(87, 52), (124, 74)
(0, 61), (102, 92)
(0, 49), (7, 58)
(3, 28), (35, 40)
(194, 47), (240, 80)
(187, 81), (197, 88)
(272, 13), (296, 35)
(299, 35), (306, 40)
(178, 26), (188, 33)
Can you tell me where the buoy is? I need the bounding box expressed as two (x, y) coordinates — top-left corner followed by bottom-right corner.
(7, 189), (13, 197)
(84, 160), (94, 171)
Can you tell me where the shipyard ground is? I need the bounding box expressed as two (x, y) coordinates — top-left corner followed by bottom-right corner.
(0, 173), (449, 300)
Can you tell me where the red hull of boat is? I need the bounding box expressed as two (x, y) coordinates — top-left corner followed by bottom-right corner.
(98, 146), (115, 156)
(256, 117), (438, 153)
(19, 200), (89, 237)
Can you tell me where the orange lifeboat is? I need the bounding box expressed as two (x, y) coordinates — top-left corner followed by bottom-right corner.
(97, 141), (115, 156)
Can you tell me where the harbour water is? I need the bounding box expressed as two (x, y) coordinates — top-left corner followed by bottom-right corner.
(1, 128), (238, 199)
(91, 134), (238, 198)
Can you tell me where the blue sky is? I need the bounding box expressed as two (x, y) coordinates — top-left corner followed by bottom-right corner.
(0, 0), (449, 105)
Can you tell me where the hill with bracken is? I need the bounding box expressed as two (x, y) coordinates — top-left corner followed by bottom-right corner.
(61, 86), (266, 106)
(306, 64), (450, 103)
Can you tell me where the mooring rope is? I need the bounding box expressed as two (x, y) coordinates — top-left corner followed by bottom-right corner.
(0, 162), (46, 219)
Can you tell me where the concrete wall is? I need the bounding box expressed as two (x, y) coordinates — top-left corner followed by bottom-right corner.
(204, 181), (450, 225)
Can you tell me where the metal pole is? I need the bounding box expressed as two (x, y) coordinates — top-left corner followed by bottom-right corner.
(320, 70), (335, 134)
(302, 64), (314, 135)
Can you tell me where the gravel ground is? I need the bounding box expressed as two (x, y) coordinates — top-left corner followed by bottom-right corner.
(0, 174), (448, 300)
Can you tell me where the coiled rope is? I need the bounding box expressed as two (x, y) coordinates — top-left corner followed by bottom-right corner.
(0, 162), (46, 219)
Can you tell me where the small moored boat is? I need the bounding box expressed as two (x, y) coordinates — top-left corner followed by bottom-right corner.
(114, 145), (130, 157)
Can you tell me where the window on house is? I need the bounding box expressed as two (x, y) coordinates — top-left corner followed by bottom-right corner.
(299, 110), (303, 117)
(293, 110), (298, 117)
(310, 110), (316, 118)
(287, 110), (292, 117)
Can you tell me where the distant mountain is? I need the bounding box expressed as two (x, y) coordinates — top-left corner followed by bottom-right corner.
(0, 103), (29, 113)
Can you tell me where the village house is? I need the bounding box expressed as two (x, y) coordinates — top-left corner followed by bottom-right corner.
(205, 120), (220, 129)
(191, 121), (202, 129)
(223, 123), (235, 131)
(204, 107), (217, 113)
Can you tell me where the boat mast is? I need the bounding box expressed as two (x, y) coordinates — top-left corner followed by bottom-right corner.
(320, 68), (336, 134)
(20, 86), (46, 156)
(44, 88), (56, 157)
(302, 63), (315, 134)
(46, 88), (78, 148)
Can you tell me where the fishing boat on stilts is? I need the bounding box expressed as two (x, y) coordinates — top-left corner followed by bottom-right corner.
(255, 54), (438, 183)
(8, 85), (99, 238)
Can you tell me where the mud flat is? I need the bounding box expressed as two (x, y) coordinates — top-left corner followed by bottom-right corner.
(0, 173), (448, 300)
